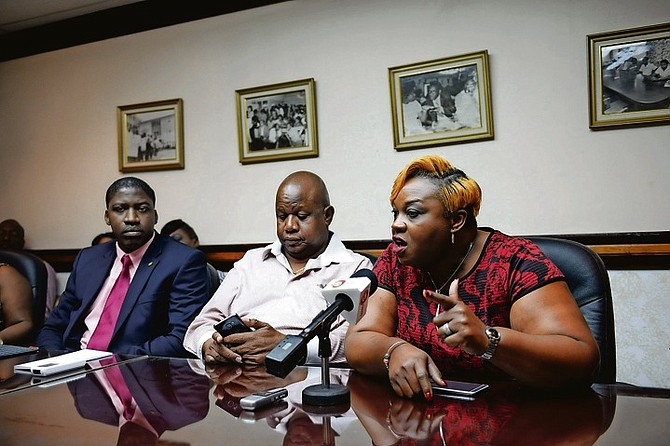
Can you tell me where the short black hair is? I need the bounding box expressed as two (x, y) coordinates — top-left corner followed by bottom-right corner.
(160, 219), (198, 241)
(91, 232), (115, 246)
(105, 177), (156, 207)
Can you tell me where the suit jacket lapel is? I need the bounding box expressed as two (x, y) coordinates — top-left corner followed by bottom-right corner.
(77, 246), (116, 317)
(113, 236), (163, 336)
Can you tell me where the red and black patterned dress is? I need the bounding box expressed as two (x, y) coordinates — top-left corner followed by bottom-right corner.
(373, 228), (565, 381)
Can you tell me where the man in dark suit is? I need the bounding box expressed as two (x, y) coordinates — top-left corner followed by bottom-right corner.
(36, 177), (209, 357)
(68, 358), (210, 445)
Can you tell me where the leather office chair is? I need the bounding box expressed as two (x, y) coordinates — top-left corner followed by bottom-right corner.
(0, 249), (48, 338)
(528, 237), (616, 383)
(356, 251), (378, 265)
(206, 263), (221, 299)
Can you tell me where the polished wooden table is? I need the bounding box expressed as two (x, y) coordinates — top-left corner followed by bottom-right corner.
(0, 349), (145, 396)
(603, 76), (670, 110)
(1, 354), (669, 445)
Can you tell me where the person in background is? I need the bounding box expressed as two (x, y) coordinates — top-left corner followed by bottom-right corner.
(36, 177), (209, 357)
(184, 171), (373, 365)
(454, 77), (481, 128)
(160, 218), (226, 283)
(652, 59), (670, 81)
(401, 82), (424, 135)
(0, 263), (34, 345)
(160, 219), (200, 248)
(638, 56), (657, 80)
(91, 232), (116, 246)
(0, 219), (58, 320)
(345, 155), (598, 399)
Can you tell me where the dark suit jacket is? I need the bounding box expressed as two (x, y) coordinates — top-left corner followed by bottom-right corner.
(36, 233), (209, 357)
(68, 358), (210, 434)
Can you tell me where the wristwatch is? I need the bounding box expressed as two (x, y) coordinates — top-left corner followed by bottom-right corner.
(478, 326), (500, 360)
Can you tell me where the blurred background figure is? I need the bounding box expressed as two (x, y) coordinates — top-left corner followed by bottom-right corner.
(161, 219), (226, 283)
(0, 262), (34, 345)
(91, 232), (116, 246)
(0, 219), (58, 319)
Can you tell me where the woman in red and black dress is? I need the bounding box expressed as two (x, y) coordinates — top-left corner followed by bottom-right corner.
(345, 155), (599, 399)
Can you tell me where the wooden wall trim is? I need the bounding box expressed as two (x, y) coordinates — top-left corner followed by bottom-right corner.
(0, 1), (289, 62)
(30, 231), (670, 273)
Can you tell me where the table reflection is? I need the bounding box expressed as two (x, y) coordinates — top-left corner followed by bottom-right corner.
(67, 357), (210, 445)
(0, 349), (49, 391)
(207, 363), (356, 446)
(349, 372), (615, 446)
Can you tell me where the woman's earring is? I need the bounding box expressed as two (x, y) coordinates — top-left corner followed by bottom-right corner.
(451, 232), (455, 244)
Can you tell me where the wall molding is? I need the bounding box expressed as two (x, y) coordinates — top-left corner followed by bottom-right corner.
(0, 1), (288, 62)
(30, 231), (670, 273)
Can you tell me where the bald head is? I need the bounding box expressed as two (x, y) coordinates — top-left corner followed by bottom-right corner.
(275, 171), (334, 262)
(276, 171), (330, 208)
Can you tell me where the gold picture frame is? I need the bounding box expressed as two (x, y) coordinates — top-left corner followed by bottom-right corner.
(388, 50), (494, 151)
(117, 98), (184, 172)
(588, 22), (670, 129)
(236, 78), (318, 165)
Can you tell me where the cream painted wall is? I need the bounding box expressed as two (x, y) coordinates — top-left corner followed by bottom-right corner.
(610, 270), (670, 388)
(1, 0), (669, 249)
(1, 0), (669, 387)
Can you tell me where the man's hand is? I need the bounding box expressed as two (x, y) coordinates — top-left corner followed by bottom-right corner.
(203, 334), (243, 364)
(202, 318), (286, 365)
(210, 364), (307, 399)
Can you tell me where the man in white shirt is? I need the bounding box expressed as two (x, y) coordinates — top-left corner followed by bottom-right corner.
(454, 78), (481, 128)
(653, 59), (670, 81)
(184, 171), (373, 365)
(638, 57), (657, 78)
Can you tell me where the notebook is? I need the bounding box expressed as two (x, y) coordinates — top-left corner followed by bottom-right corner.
(14, 349), (112, 376)
(0, 344), (39, 359)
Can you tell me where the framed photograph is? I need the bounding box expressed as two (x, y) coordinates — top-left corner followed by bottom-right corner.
(236, 78), (318, 164)
(117, 98), (184, 172)
(388, 50), (494, 151)
(588, 22), (670, 129)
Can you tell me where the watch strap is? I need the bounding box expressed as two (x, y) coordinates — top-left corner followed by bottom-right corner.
(478, 326), (500, 360)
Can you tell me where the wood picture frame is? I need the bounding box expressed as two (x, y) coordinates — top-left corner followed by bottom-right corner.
(236, 78), (318, 165)
(388, 50), (494, 151)
(117, 98), (184, 172)
(588, 22), (670, 129)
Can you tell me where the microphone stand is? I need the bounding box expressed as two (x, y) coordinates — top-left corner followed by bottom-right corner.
(302, 319), (350, 407)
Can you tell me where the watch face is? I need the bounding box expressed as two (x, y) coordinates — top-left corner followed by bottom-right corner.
(485, 327), (500, 340)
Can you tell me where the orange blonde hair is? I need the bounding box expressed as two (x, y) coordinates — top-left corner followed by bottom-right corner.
(390, 155), (481, 216)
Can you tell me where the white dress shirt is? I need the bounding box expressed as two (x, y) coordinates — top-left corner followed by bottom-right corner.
(183, 233), (373, 364)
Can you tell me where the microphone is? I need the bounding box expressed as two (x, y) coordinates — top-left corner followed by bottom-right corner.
(321, 268), (377, 325)
(265, 269), (378, 378)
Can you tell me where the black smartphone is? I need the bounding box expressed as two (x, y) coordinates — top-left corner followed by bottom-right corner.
(215, 392), (243, 417)
(214, 314), (252, 337)
(431, 380), (488, 399)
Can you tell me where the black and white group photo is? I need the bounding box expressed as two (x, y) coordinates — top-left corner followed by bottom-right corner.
(245, 92), (309, 151)
(125, 110), (178, 163)
(400, 64), (481, 136)
(600, 38), (670, 114)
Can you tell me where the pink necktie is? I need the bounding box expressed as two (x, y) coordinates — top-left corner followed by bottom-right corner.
(88, 255), (132, 351)
(99, 357), (136, 420)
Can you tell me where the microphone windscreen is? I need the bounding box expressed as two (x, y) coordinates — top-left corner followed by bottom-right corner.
(351, 268), (378, 294)
(336, 293), (354, 312)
